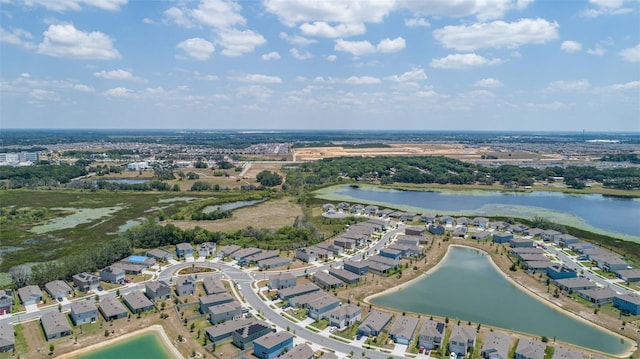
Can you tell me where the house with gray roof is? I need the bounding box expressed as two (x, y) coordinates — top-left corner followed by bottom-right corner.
(70, 300), (98, 325)
(428, 224), (445, 235)
(613, 293), (640, 315)
(541, 229), (562, 242)
(366, 260), (393, 276)
(209, 302), (242, 324)
(145, 281), (171, 302)
(99, 296), (128, 321)
(233, 247), (262, 262)
(123, 291), (154, 313)
(552, 347), (585, 359)
(557, 234), (579, 247)
(481, 331), (512, 359)
(217, 244), (241, 258)
(449, 325), (476, 356)
(246, 250), (279, 264)
(329, 304), (362, 329)
(44, 280), (72, 301)
(328, 268), (361, 284)
(279, 343), (315, 359)
(421, 213), (437, 223)
(396, 235), (422, 246)
(306, 295), (341, 320)
(176, 242), (194, 258)
(334, 237), (356, 250)
(232, 321), (275, 350)
(471, 231), (492, 241)
(357, 310), (393, 337)
(203, 277), (227, 295)
(368, 254), (398, 268)
(278, 283), (320, 300)
(198, 242), (217, 257)
(616, 269), (640, 282)
(258, 256), (291, 269)
(41, 311), (72, 340)
(389, 315), (419, 345)
(269, 273), (296, 290)
(492, 232), (513, 244)
(515, 338), (546, 359)
(72, 272), (101, 292)
(313, 271), (344, 289)
(0, 323), (14, 353)
(175, 276), (196, 295)
(578, 287), (616, 304)
(18, 285), (43, 306)
(200, 293), (234, 314)
(453, 227), (467, 238)
(419, 319), (445, 350)
(555, 277), (596, 292)
(473, 217), (489, 228)
(316, 243), (345, 256)
(294, 248), (316, 263)
(0, 290), (11, 315)
(205, 318), (271, 345)
(290, 291), (326, 308)
(253, 331), (294, 359)
(343, 260), (369, 275)
(147, 248), (174, 261)
(100, 266), (125, 284)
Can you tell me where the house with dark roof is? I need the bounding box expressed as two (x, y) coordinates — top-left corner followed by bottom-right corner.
(147, 248), (174, 261)
(389, 315), (419, 345)
(44, 280), (72, 301)
(232, 321), (275, 349)
(307, 295), (341, 320)
(253, 331), (294, 359)
(70, 300), (98, 325)
(175, 242), (194, 258)
(541, 229), (562, 242)
(269, 273), (296, 290)
(613, 293), (640, 315)
(203, 277), (227, 295)
(380, 248), (403, 261)
(492, 232), (513, 244)
(578, 287), (616, 305)
(329, 304), (361, 329)
(100, 266), (125, 284)
(175, 276), (196, 295)
(473, 217), (489, 228)
(18, 285), (43, 306)
(419, 320), (445, 350)
(233, 247), (262, 262)
(209, 302), (242, 324)
(205, 319), (271, 345)
(0, 323), (14, 353)
(420, 214), (436, 224)
(616, 269), (640, 282)
(0, 290), (11, 315)
(279, 343), (315, 359)
(41, 311), (72, 340)
(557, 234), (580, 248)
(343, 260), (369, 275)
(448, 325), (476, 356)
(428, 224), (445, 235)
(99, 296), (128, 321)
(295, 248), (317, 263)
(217, 245), (241, 259)
(552, 347), (585, 359)
(200, 293), (234, 314)
(555, 277), (596, 292)
(328, 268), (361, 284)
(313, 271), (344, 289)
(278, 283), (320, 301)
(72, 272), (101, 292)
(471, 231), (492, 241)
(481, 331), (512, 359)
(368, 255), (398, 268)
(515, 339), (546, 359)
(334, 237), (356, 250)
(198, 242), (217, 257)
(145, 281), (171, 302)
(452, 227), (467, 238)
(123, 291), (154, 313)
(547, 265), (577, 280)
(366, 260), (393, 276)
(357, 310), (393, 337)
(258, 256), (292, 269)
(245, 250), (279, 265)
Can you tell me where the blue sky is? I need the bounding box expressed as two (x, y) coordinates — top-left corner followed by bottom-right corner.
(1, 0), (638, 131)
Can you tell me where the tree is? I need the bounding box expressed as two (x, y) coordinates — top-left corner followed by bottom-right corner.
(256, 170), (283, 187)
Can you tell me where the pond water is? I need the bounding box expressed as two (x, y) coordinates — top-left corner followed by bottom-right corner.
(371, 246), (632, 355)
(75, 331), (173, 359)
(202, 199), (265, 213)
(317, 185), (640, 240)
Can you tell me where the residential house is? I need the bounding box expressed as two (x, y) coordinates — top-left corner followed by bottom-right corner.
(217, 245), (241, 259)
(350, 204), (365, 215)
(259, 257), (292, 269)
(456, 217), (470, 226)
(511, 247), (544, 256)
(555, 278), (596, 292)
(364, 205), (379, 216)
(200, 293), (234, 314)
(508, 223), (528, 233)
(233, 247), (262, 262)
(406, 226), (427, 236)
(591, 255), (629, 272)
(525, 261), (551, 272)
(209, 302), (242, 324)
(175, 276), (196, 295)
(334, 237), (356, 250)
(205, 318), (271, 345)
(578, 287), (616, 305)
(328, 268), (361, 284)
(99, 296), (128, 321)
(289, 291), (326, 308)
(492, 232), (513, 244)
(613, 293), (640, 315)
(616, 269), (640, 282)
(278, 283), (320, 301)
(269, 273), (296, 290)
(343, 260), (369, 275)
(547, 265), (577, 280)
(552, 347), (585, 359)
(72, 272), (101, 292)
(397, 235), (422, 246)
(306, 295), (341, 320)
(316, 243), (344, 256)
(448, 325), (476, 356)
(452, 227), (467, 238)
(145, 281), (171, 302)
(418, 320), (446, 350)
(515, 339), (546, 359)
(295, 248), (317, 263)
(279, 343), (315, 359)
(246, 250), (279, 264)
(70, 300), (98, 325)
(18, 285), (43, 306)
(525, 228), (544, 237)
(368, 255), (399, 268)
(100, 266), (125, 284)
(323, 203), (335, 212)
(389, 315), (419, 345)
(541, 229), (562, 242)
(253, 331), (294, 359)
(0, 290), (11, 315)
(203, 277), (227, 295)
(380, 248), (403, 261)
(420, 214), (436, 224)
(0, 323), (14, 353)
(357, 310), (393, 337)
(123, 291), (154, 313)
(557, 234), (579, 247)
(232, 321), (275, 350)
(481, 331), (512, 359)
(41, 311), (72, 340)
(337, 202), (350, 212)
(428, 225), (445, 235)
(366, 260), (393, 276)
(313, 271), (344, 289)
(472, 231), (492, 241)
(329, 304), (362, 329)
(489, 221), (509, 231)
(439, 216), (454, 226)
(147, 248), (174, 261)
(198, 242), (217, 257)
(473, 217), (489, 228)
(510, 237), (534, 248)
(176, 242), (194, 258)
(44, 280), (72, 301)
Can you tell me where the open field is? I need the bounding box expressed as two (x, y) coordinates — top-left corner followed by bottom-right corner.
(168, 197), (303, 232)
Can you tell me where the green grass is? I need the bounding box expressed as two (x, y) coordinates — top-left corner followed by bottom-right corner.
(335, 322), (359, 340)
(310, 318), (329, 330)
(543, 345), (554, 359)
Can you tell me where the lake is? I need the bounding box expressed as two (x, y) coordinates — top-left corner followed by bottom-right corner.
(75, 331), (173, 359)
(371, 246), (632, 355)
(316, 185), (640, 240)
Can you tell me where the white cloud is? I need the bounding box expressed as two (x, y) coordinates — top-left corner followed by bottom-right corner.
(343, 76), (381, 85)
(263, 0), (395, 27)
(400, 0), (531, 21)
(433, 18), (559, 51)
(177, 37), (215, 60)
(560, 40), (582, 53)
(326, 54), (337, 62)
(547, 79), (591, 91)
(194, 72), (219, 81)
(104, 87), (134, 98)
(386, 68), (427, 82)
(23, 0), (127, 12)
(37, 24), (120, 60)
(475, 78), (503, 88)
(334, 37), (405, 56)
(165, 0), (245, 29)
(0, 27), (35, 49)
(299, 21), (365, 38)
(582, 0), (633, 17)
(93, 69), (134, 80)
(430, 53), (503, 69)
(230, 73), (282, 84)
(619, 44), (640, 62)
(29, 89), (58, 101)
(610, 81), (640, 90)
(279, 32), (317, 45)
(404, 17), (430, 28)
(290, 48), (312, 60)
(261, 51), (281, 60)
(216, 28), (266, 56)
(73, 84), (94, 92)
(587, 47), (605, 56)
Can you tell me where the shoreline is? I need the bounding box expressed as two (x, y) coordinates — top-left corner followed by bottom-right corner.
(364, 244), (636, 358)
(56, 324), (184, 359)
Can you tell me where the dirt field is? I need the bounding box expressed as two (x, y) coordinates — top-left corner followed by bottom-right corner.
(168, 197), (303, 232)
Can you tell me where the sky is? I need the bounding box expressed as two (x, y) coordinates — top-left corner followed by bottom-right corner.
(0, 0), (639, 131)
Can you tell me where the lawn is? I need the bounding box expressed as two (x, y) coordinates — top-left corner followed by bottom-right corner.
(335, 322), (359, 340)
